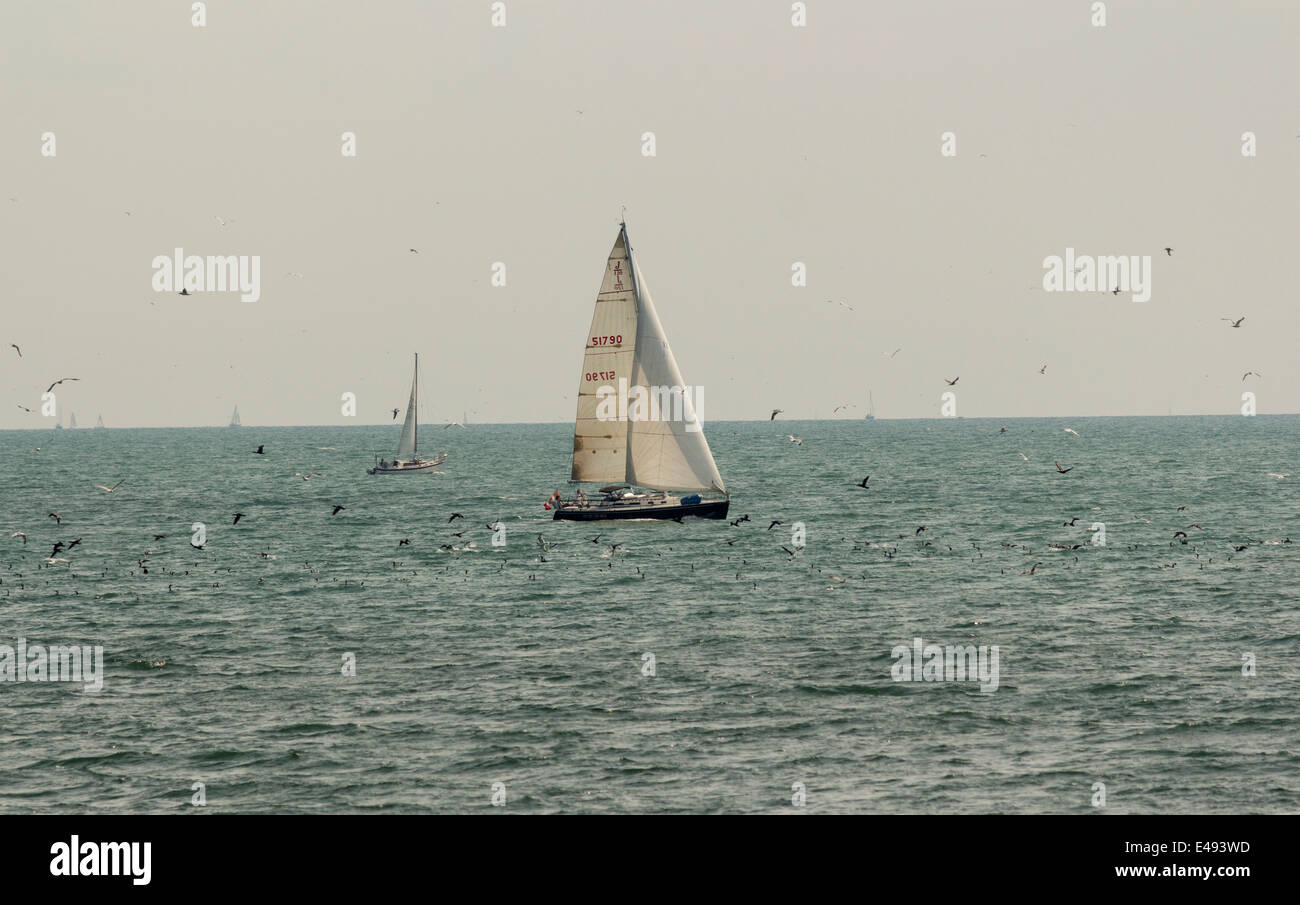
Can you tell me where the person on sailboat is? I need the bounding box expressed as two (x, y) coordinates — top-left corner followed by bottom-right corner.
(544, 490), (563, 511)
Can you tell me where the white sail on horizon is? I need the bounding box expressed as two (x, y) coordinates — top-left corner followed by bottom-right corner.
(396, 354), (419, 459)
(570, 224), (724, 494)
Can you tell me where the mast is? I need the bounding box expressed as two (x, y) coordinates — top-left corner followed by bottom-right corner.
(413, 353), (418, 458)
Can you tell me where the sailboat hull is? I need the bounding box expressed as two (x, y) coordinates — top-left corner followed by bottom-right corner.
(367, 454), (446, 475)
(554, 498), (729, 521)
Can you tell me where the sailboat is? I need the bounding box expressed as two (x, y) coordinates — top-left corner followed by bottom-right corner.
(93, 414), (105, 430)
(552, 221), (729, 521)
(864, 391), (876, 421)
(69, 412), (78, 430)
(367, 353), (446, 475)
(54, 413), (63, 430)
(228, 406), (241, 428)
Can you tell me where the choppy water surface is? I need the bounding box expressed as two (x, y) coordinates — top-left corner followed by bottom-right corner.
(1, 417), (1296, 813)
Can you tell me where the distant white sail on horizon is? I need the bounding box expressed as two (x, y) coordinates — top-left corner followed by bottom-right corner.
(69, 412), (77, 429)
(229, 405), (241, 427)
(396, 354), (419, 459)
(570, 224), (725, 494)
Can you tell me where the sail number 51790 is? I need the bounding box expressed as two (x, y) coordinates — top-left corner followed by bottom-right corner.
(591, 335), (622, 346)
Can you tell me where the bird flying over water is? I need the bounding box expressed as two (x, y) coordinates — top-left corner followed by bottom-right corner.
(95, 480), (125, 493)
(944, 377), (959, 386)
(233, 513), (245, 525)
(254, 445), (265, 454)
(448, 513), (464, 523)
(768, 520), (783, 531)
(787, 435), (802, 445)
(45, 377), (80, 393)
(1222, 317), (1245, 328)
(770, 409), (783, 420)
(9, 344), (20, 358)
(48, 512), (62, 524)
(1055, 461), (1073, 474)
(1164, 247), (1173, 256)
(1063, 428), (1079, 437)
(1241, 371), (1261, 381)
(854, 477), (870, 488)
(1039, 365), (1047, 374)
(391, 408), (400, 420)
(331, 505), (346, 516)
(11, 532), (27, 544)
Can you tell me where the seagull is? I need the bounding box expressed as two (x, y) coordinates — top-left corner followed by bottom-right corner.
(444, 420), (466, 429)
(15, 404), (33, 413)
(49, 512), (62, 524)
(1024, 562), (1044, 575)
(9, 344), (20, 358)
(398, 538), (411, 546)
(254, 445), (265, 454)
(944, 377), (959, 386)
(409, 248), (419, 254)
(391, 408), (400, 420)
(1063, 428), (1079, 437)
(1039, 365), (1047, 374)
(1174, 531), (1188, 539)
(233, 513), (245, 525)
(331, 505), (346, 516)
(770, 409), (783, 421)
(768, 520), (783, 531)
(854, 477), (870, 488)
(95, 480), (125, 493)
(832, 404), (856, 413)
(11, 532), (27, 544)
(1267, 473), (1288, 479)
(1222, 317), (1245, 328)
(1018, 452), (1029, 461)
(448, 513), (464, 523)
(787, 435), (802, 445)
(1064, 517), (1079, 526)
(1241, 371), (1262, 381)
(1055, 461), (1073, 474)
(884, 348), (902, 359)
(826, 299), (855, 311)
(915, 526), (927, 535)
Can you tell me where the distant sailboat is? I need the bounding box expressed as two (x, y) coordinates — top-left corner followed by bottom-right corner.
(54, 412), (63, 430)
(68, 412), (78, 430)
(864, 391), (876, 421)
(367, 353), (446, 475)
(552, 221), (728, 521)
(228, 405), (241, 428)
(93, 414), (105, 430)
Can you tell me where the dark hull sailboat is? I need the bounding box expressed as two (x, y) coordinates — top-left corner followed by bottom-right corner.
(550, 222), (728, 521)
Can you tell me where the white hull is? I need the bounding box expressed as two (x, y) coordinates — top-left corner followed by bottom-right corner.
(367, 453), (445, 475)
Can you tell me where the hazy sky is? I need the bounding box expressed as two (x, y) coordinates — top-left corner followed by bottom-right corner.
(3, 0), (1298, 428)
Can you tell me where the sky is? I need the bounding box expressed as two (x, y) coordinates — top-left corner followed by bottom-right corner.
(2, 0), (1298, 427)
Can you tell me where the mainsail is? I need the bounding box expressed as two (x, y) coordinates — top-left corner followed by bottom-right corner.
(229, 406), (241, 427)
(570, 224), (725, 493)
(396, 353), (419, 459)
(69, 413), (77, 429)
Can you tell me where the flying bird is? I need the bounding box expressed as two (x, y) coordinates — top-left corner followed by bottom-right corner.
(787, 435), (802, 445)
(768, 520), (783, 531)
(254, 445), (265, 454)
(9, 344), (20, 358)
(854, 477), (870, 488)
(1039, 365), (1047, 374)
(448, 513), (464, 523)
(1055, 461), (1073, 474)
(11, 532), (27, 544)
(1164, 247), (1173, 256)
(1063, 428), (1079, 437)
(95, 480), (126, 493)
(48, 512), (62, 524)
(944, 377), (959, 386)
(1241, 371), (1261, 381)
(770, 409), (783, 421)
(331, 505), (346, 516)
(233, 513), (245, 525)
(1222, 317), (1245, 328)
(391, 408), (400, 420)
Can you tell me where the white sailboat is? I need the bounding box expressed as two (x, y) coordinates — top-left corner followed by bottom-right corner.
(93, 414), (105, 430)
(69, 412), (78, 430)
(552, 221), (728, 521)
(228, 405), (241, 428)
(367, 353), (446, 475)
(864, 390), (876, 421)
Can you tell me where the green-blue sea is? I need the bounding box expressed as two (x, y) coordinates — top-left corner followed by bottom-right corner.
(1, 416), (1297, 813)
